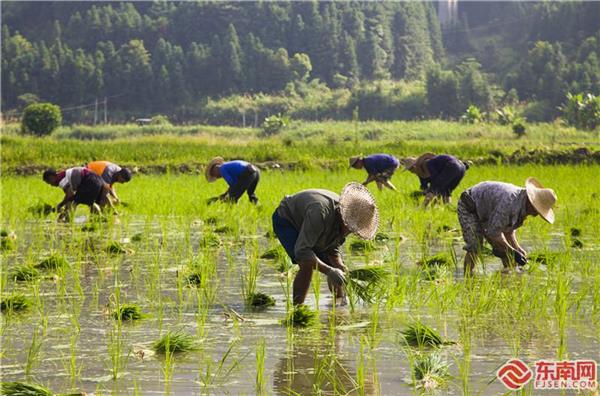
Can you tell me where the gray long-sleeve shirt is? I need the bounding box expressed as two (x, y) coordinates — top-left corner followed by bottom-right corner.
(465, 181), (528, 237)
(276, 189), (345, 262)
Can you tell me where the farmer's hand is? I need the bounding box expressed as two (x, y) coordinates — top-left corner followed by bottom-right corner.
(514, 250), (528, 266)
(326, 267), (347, 287)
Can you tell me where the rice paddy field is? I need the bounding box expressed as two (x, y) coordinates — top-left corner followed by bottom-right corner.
(1, 123), (600, 395)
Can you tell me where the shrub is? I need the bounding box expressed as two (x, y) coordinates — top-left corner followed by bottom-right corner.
(560, 93), (600, 130)
(495, 106), (516, 125)
(522, 100), (554, 122)
(21, 102), (62, 136)
(261, 113), (289, 136)
(460, 105), (482, 124)
(512, 120), (527, 138)
(150, 114), (172, 126)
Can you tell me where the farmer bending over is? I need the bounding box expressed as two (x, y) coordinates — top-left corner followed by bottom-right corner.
(43, 167), (115, 221)
(350, 154), (400, 191)
(205, 157), (260, 204)
(272, 182), (379, 305)
(402, 153), (469, 207)
(86, 160), (132, 204)
(457, 178), (556, 276)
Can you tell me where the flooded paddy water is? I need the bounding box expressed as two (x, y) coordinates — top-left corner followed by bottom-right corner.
(1, 169), (599, 395)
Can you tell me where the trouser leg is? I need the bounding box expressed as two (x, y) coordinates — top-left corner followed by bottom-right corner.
(246, 169), (260, 204)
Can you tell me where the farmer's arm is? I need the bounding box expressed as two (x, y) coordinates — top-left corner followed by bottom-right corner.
(327, 253), (348, 273)
(108, 185), (119, 202)
(504, 230), (527, 257)
(383, 179), (397, 191)
(363, 174), (376, 186)
(57, 188), (75, 211)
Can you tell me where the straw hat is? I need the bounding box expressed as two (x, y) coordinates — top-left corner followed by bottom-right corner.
(402, 153), (435, 178)
(525, 177), (557, 224)
(205, 157), (224, 182)
(349, 156), (361, 167)
(339, 182), (379, 240)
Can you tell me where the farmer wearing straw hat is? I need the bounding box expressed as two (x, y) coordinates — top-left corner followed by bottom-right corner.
(349, 154), (400, 191)
(86, 161), (132, 204)
(272, 182), (379, 305)
(205, 157), (260, 204)
(43, 167), (115, 221)
(402, 153), (470, 207)
(457, 178), (557, 276)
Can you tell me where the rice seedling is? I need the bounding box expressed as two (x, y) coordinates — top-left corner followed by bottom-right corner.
(112, 303), (143, 321)
(282, 304), (317, 327)
(131, 232), (143, 242)
(569, 227), (581, 237)
(153, 330), (199, 354)
(374, 232), (390, 243)
(571, 238), (583, 248)
(1, 235), (16, 251)
(35, 253), (68, 270)
(255, 338), (266, 395)
(214, 225), (234, 234)
(24, 323), (44, 379)
(528, 252), (562, 266)
(401, 322), (454, 348)
(0, 381), (53, 396)
(10, 265), (40, 282)
(347, 266), (389, 304)
(1, 293), (31, 313)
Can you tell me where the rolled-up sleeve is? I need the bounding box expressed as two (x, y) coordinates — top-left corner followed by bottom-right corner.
(294, 204), (325, 262)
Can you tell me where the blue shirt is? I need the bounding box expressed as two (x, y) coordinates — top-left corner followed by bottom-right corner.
(220, 160), (250, 186)
(363, 154), (399, 175)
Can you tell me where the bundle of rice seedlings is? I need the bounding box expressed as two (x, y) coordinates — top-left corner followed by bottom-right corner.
(349, 239), (375, 253)
(204, 216), (219, 225)
(81, 222), (99, 232)
(248, 292), (276, 308)
(131, 232), (143, 242)
(347, 266), (389, 303)
(10, 265), (40, 282)
(201, 234), (221, 247)
(214, 225), (234, 234)
(1, 237), (16, 252)
(36, 254), (68, 270)
(153, 330), (198, 354)
(570, 227), (582, 237)
(260, 247), (285, 260)
(0, 381), (53, 396)
(185, 269), (202, 287)
(27, 202), (55, 217)
(409, 190), (424, 200)
(282, 304), (317, 327)
(417, 253), (452, 267)
(1, 294), (31, 313)
(401, 322), (453, 348)
(106, 241), (127, 254)
(374, 232), (390, 243)
(529, 252), (562, 266)
(113, 304), (143, 321)
(413, 352), (451, 390)
(571, 239), (583, 249)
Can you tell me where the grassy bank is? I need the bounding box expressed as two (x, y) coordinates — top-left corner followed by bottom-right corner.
(1, 120), (598, 173)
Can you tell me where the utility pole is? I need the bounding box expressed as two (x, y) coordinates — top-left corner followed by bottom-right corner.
(104, 97), (107, 124)
(94, 98), (98, 125)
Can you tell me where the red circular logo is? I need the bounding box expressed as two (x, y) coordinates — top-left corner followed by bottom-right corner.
(497, 359), (533, 390)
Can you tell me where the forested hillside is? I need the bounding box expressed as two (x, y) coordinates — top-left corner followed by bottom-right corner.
(2, 1), (599, 124)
